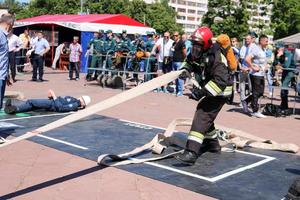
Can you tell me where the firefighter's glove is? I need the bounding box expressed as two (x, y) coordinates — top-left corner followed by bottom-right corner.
(179, 68), (191, 80)
(189, 87), (206, 101)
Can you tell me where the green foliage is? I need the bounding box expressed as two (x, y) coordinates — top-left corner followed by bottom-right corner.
(271, 0), (300, 39)
(145, 1), (182, 34)
(0, 0), (23, 15)
(85, 0), (131, 15)
(4, 0), (182, 34)
(15, 0), (81, 19)
(86, 0), (182, 34)
(202, 0), (251, 40)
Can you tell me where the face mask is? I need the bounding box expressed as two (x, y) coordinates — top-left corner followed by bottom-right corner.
(191, 42), (204, 61)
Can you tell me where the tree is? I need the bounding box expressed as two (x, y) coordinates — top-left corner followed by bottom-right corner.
(10, 0), (182, 34)
(127, 0), (148, 24)
(145, 0), (182, 34)
(271, 0), (300, 39)
(0, 0), (23, 15)
(85, 0), (131, 15)
(202, 0), (251, 40)
(16, 0), (80, 19)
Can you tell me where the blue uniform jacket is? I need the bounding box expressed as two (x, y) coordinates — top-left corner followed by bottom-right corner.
(53, 96), (81, 112)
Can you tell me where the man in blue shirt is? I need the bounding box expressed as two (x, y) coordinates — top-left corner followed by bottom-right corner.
(0, 14), (14, 110)
(4, 89), (91, 114)
(32, 31), (50, 82)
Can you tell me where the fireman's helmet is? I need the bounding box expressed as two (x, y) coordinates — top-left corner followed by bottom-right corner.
(190, 27), (213, 50)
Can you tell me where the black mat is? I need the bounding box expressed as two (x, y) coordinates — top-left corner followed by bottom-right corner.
(4, 114), (299, 200)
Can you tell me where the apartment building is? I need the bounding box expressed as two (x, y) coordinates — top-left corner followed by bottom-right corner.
(144, 0), (208, 35)
(249, 3), (273, 41)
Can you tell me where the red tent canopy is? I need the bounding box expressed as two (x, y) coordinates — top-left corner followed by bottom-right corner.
(15, 14), (155, 34)
(17, 14), (146, 27)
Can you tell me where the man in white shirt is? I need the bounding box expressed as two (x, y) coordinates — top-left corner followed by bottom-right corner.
(151, 31), (174, 73)
(239, 33), (257, 113)
(30, 31), (38, 49)
(151, 32), (174, 92)
(8, 32), (22, 82)
(245, 34), (269, 118)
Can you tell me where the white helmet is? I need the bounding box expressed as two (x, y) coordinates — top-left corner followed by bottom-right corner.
(81, 95), (91, 106)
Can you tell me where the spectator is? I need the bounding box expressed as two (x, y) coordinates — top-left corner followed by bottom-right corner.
(30, 31), (38, 48)
(19, 29), (31, 72)
(265, 44), (274, 97)
(60, 42), (70, 55)
(51, 42), (65, 70)
(171, 31), (186, 96)
(8, 31), (22, 82)
(4, 89), (91, 114)
(68, 36), (82, 81)
(151, 31), (174, 93)
(239, 34), (257, 113)
(0, 14), (14, 110)
(245, 35), (269, 118)
(181, 33), (191, 56)
(227, 37), (240, 104)
(151, 31), (174, 73)
(31, 31), (50, 82)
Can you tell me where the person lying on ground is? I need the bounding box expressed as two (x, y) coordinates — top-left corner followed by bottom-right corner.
(4, 89), (91, 114)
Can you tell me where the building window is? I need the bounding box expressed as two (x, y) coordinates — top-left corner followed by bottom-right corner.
(177, 8), (186, 13)
(187, 1), (196, 6)
(187, 16), (195, 21)
(177, 16), (186, 20)
(171, 0), (176, 3)
(185, 24), (196, 29)
(188, 9), (195, 14)
(197, 3), (206, 8)
(178, 0), (186, 5)
(197, 10), (206, 15)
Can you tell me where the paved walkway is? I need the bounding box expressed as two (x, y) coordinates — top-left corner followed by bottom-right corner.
(0, 68), (299, 199)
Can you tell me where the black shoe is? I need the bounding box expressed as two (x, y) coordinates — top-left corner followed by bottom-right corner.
(174, 150), (198, 164)
(4, 105), (17, 114)
(38, 79), (44, 82)
(281, 109), (290, 116)
(199, 139), (221, 155)
(31, 78), (37, 82)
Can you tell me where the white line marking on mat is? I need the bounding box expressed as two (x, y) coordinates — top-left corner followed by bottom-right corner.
(119, 119), (276, 182)
(37, 135), (88, 150)
(129, 158), (213, 182)
(0, 112), (70, 122)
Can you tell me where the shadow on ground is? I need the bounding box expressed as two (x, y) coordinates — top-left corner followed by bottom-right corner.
(0, 165), (105, 200)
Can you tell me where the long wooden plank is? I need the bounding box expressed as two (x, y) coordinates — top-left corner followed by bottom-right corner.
(0, 70), (182, 148)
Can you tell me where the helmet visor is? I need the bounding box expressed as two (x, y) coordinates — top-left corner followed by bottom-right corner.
(191, 40), (205, 61)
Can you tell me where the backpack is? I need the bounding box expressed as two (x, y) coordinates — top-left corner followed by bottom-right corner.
(262, 103), (282, 117)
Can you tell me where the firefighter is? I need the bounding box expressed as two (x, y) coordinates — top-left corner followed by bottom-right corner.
(144, 31), (156, 80)
(86, 30), (105, 80)
(103, 30), (116, 69)
(120, 30), (132, 53)
(4, 89), (91, 114)
(119, 30), (131, 69)
(274, 42), (297, 115)
(174, 27), (234, 164)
